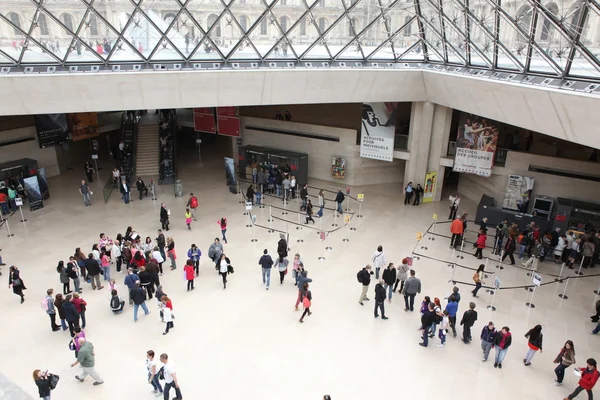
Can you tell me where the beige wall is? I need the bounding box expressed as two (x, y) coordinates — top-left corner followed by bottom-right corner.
(241, 116), (405, 186)
(458, 151), (600, 207)
(0, 126), (60, 177)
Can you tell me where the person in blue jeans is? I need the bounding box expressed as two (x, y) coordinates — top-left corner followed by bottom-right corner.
(591, 323), (600, 335)
(258, 249), (274, 290)
(335, 190), (345, 214)
(160, 353), (183, 400)
(493, 326), (512, 368)
(130, 281), (150, 321)
(146, 350), (163, 396)
(419, 302), (435, 347)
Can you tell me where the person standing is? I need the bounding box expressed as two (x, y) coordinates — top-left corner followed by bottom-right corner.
(63, 294), (79, 337)
(335, 189), (345, 214)
(502, 234), (517, 265)
(382, 263), (396, 303)
(156, 230), (166, 266)
(187, 244), (201, 276)
(184, 260), (195, 292)
(84, 254), (103, 290)
(413, 184), (424, 205)
(208, 238), (224, 269)
(9, 265), (26, 303)
(79, 180), (92, 207)
(372, 245), (386, 280)
(394, 258), (410, 293)
(299, 282), (312, 323)
(57, 261), (71, 295)
(480, 321), (497, 362)
(33, 369), (56, 400)
(217, 218), (228, 244)
(120, 177), (131, 204)
(124, 268), (140, 306)
(160, 295), (175, 334)
(404, 182), (413, 205)
(473, 229), (487, 259)
(290, 176), (297, 199)
(71, 338), (103, 386)
(185, 208), (192, 230)
(357, 264), (373, 306)
(54, 293), (68, 331)
(67, 257), (82, 294)
(187, 193), (199, 221)
(300, 184), (308, 212)
(100, 248), (111, 282)
(524, 324), (543, 366)
(160, 203), (170, 231)
(246, 185), (255, 205)
(259, 249), (274, 290)
(219, 253), (230, 289)
(84, 162), (94, 182)
(282, 175), (291, 201)
(554, 340), (576, 386)
(471, 264), (484, 297)
(166, 237), (177, 271)
(437, 310), (450, 348)
(450, 217), (464, 249)
(448, 194), (460, 220)
(564, 358), (599, 400)
(291, 253), (302, 286)
(493, 326), (512, 368)
(403, 269), (421, 312)
(44, 288), (61, 332)
(130, 281), (150, 321)
(160, 353), (182, 400)
(277, 256), (288, 285)
(305, 199), (315, 224)
(146, 350), (163, 396)
(445, 294), (459, 338)
(316, 189), (325, 218)
(460, 302), (478, 344)
(419, 302), (435, 347)
(523, 238), (542, 270)
(72, 293), (88, 329)
(374, 279), (388, 320)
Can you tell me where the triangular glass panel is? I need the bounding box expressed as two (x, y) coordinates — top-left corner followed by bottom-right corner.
(28, 12), (80, 61)
(395, 39), (425, 61)
(39, 3), (85, 35)
(386, 12), (419, 56)
(210, 10), (245, 59)
(368, 42), (395, 60)
(20, 38), (62, 64)
(269, 0), (309, 35)
(529, 47), (561, 75)
(74, 10), (123, 62)
(0, 14), (27, 62)
(229, 39), (262, 60)
(106, 37), (145, 62)
(278, 12), (316, 59)
(497, 15), (529, 67)
(496, 43), (522, 71)
(422, 40), (443, 62)
(568, 48), (600, 78)
(533, 16), (573, 71)
(64, 39), (105, 63)
(336, 40), (364, 60)
(189, 37), (225, 61)
(443, 1), (467, 33)
(301, 38), (332, 59)
(138, 0), (183, 34)
(346, 0), (385, 39)
(122, 10), (165, 60)
(324, 15), (362, 58)
(248, 13), (285, 58)
(151, 39), (185, 61)
(467, 16), (495, 66)
(265, 38), (296, 59)
(100, 2), (136, 35)
(0, 51), (15, 65)
(444, 23), (468, 64)
(504, 1), (534, 32)
(1, 2), (38, 36)
(187, 1), (226, 33)
(164, 10), (199, 56)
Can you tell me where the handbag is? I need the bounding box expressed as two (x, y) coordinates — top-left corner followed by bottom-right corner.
(12, 278), (21, 286)
(49, 374), (60, 390)
(68, 340), (76, 351)
(158, 366), (165, 380)
(302, 292), (311, 308)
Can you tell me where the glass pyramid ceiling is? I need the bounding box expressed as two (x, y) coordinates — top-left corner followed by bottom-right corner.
(0, 0), (598, 80)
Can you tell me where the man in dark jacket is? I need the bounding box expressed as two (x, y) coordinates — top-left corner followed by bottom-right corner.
(335, 190), (345, 214)
(135, 177), (148, 200)
(63, 294), (80, 337)
(358, 264), (373, 306)
(130, 281), (149, 322)
(258, 249), (274, 290)
(502, 235), (516, 265)
(403, 269), (421, 312)
(156, 229), (166, 262)
(419, 302), (436, 347)
(277, 234), (288, 259)
(460, 302), (478, 344)
(84, 253), (103, 290)
(160, 203), (169, 231)
(382, 263), (396, 303)
(299, 184), (309, 211)
(138, 266), (153, 299)
(374, 280), (388, 320)
(124, 268), (140, 306)
(66, 257), (82, 294)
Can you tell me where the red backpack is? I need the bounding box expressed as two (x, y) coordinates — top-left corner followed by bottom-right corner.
(190, 197), (198, 208)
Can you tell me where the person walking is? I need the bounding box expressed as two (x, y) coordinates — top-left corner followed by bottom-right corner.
(259, 249), (274, 290)
(305, 199), (315, 224)
(72, 293), (87, 329)
(300, 184), (308, 211)
(480, 321), (497, 362)
(564, 358), (599, 400)
(218, 253), (231, 289)
(185, 208), (192, 230)
(437, 310), (450, 348)
(493, 326), (512, 368)
(130, 281), (150, 322)
(523, 239), (543, 270)
(119, 177), (131, 204)
(502, 234), (517, 264)
(160, 353), (182, 399)
(448, 194), (460, 220)
(187, 244), (201, 276)
(246, 184), (255, 205)
(160, 203), (170, 231)
(335, 189), (345, 214)
(473, 229), (487, 259)
(445, 294), (459, 338)
(84, 254), (103, 290)
(9, 265), (26, 303)
(57, 261), (71, 295)
(166, 237), (177, 271)
(152, 246), (165, 276)
(124, 268), (140, 306)
(394, 258), (410, 293)
(419, 302), (435, 347)
(450, 217), (464, 249)
(299, 282), (312, 323)
(554, 340), (576, 386)
(403, 269), (421, 312)
(372, 245), (386, 280)
(404, 182), (413, 205)
(382, 263), (396, 303)
(524, 324), (543, 366)
(316, 189), (325, 217)
(291, 253), (302, 286)
(277, 255), (288, 285)
(54, 293), (68, 331)
(460, 302), (478, 344)
(471, 264), (484, 297)
(33, 369), (57, 400)
(217, 217), (228, 243)
(156, 230), (166, 267)
(374, 280), (388, 320)
(357, 264), (373, 306)
(184, 260), (195, 292)
(146, 350), (163, 396)
(160, 295), (175, 334)
(187, 193), (199, 221)
(294, 267), (311, 311)
(71, 338), (103, 385)
(44, 288), (61, 332)
(79, 180), (92, 207)
(63, 294), (79, 337)
(208, 238), (224, 270)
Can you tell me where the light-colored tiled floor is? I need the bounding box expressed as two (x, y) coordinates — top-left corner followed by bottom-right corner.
(1, 139), (599, 400)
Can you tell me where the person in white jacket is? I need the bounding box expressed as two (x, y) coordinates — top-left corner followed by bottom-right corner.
(372, 245), (386, 280)
(438, 310), (450, 348)
(111, 240), (123, 272)
(316, 190), (325, 218)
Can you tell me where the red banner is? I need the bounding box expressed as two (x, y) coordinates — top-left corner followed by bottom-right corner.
(193, 108), (216, 134)
(216, 107), (240, 137)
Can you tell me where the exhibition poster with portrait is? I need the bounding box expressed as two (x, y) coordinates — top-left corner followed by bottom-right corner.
(453, 112), (499, 176)
(359, 103), (397, 162)
(423, 171), (437, 203)
(331, 157), (345, 179)
(503, 174), (535, 212)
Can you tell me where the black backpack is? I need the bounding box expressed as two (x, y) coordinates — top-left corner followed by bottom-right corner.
(356, 270), (363, 283)
(110, 296), (120, 309)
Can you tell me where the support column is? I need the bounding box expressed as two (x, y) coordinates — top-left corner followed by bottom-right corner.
(427, 105), (453, 201)
(404, 101), (434, 188)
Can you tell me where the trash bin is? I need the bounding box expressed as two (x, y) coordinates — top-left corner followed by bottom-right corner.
(174, 179), (183, 197)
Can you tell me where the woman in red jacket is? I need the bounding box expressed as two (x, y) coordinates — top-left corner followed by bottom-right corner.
(71, 293), (88, 329)
(184, 260), (195, 292)
(565, 358), (599, 399)
(474, 229), (487, 259)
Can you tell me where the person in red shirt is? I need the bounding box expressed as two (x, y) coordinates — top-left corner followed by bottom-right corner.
(184, 260), (195, 292)
(565, 358), (599, 400)
(0, 191), (9, 215)
(474, 229), (487, 259)
(450, 218), (464, 249)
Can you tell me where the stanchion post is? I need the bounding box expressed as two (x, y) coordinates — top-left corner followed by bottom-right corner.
(318, 231), (326, 261)
(18, 205), (27, 223)
(237, 181), (243, 204)
(3, 218), (14, 237)
(525, 285), (537, 308)
(325, 230), (332, 251)
(332, 210), (338, 227)
(575, 256), (585, 276)
(593, 281), (600, 295)
(559, 277), (570, 299)
(487, 288), (498, 311)
(342, 216), (350, 242)
(282, 193), (288, 215)
(296, 212), (302, 230)
(251, 217), (258, 242)
(558, 262), (565, 282)
(484, 258), (493, 294)
(268, 207), (274, 233)
(357, 201), (363, 218)
(350, 212), (356, 231)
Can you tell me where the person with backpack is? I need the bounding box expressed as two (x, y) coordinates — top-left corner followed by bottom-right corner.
(382, 263), (396, 303)
(480, 321), (497, 362)
(57, 261), (71, 295)
(62, 294), (79, 337)
(186, 193), (199, 221)
(374, 280), (388, 320)
(110, 289), (125, 314)
(130, 281), (150, 322)
(371, 245), (386, 280)
(299, 282), (312, 323)
(124, 268), (140, 306)
(184, 260), (195, 292)
(460, 302), (478, 344)
(357, 264), (373, 306)
(187, 244), (201, 276)
(471, 264), (484, 297)
(54, 293), (68, 331)
(564, 358), (600, 399)
(43, 288), (61, 332)
(445, 294), (459, 338)
(335, 189), (345, 214)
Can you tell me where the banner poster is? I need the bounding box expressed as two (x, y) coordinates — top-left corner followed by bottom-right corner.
(24, 176), (43, 211)
(216, 107), (241, 137)
(359, 103), (397, 162)
(331, 157), (345, 179)
(34, 114), (69, 148)
(193, 108), (217, 134)
(453, 112), (499, 176)
(502, 174), (535, 212)
(37, 167), (50, 200)
(67, 113), (99, 141)
(224, 157), (237, 194)
(423, 171), (437, 203)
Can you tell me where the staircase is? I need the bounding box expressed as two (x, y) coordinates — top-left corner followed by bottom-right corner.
(135, 122), (159, 178)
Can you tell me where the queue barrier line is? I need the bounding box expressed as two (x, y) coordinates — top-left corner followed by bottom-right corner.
(237, 178), (344, 203)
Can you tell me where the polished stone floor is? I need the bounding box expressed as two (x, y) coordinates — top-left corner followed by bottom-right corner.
(1, 141), (599, 400)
